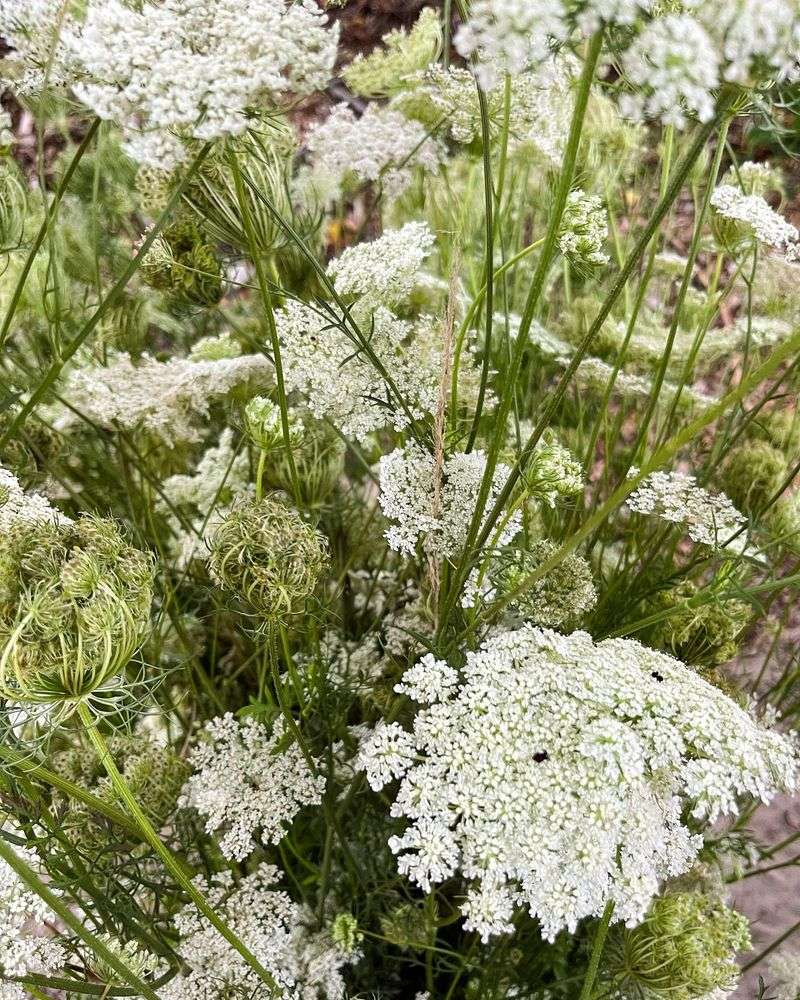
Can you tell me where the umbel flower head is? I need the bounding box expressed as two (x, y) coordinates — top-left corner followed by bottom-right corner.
(358, 626), (796, 943)
(0, 515), (155, 707)
(207, 496), (329, 623)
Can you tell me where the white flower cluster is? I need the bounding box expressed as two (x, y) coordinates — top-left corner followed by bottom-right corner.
(558, 189), (609, 269)
(278, 303), (437, 442)
(0, 467), (71, 535)
(67, 0), (337, 169)
(399, 57), (573, 164)
(357, 626), (797, 942)
(163, 865), (351, 1000)
(620, 15), (719, 128)
(0, 0), (77, 96)
(61, 350), (271, 443)
(304, 106), (443, 203)
(711, 184), (800, 253)
(279, 226), (441, 441)
(378, 444), (522, 559)
(0, 833), (65, 987)
(327, 222), (436, 313)
(180, 713), (325, 862)
(621, 1), (800, 128)
(627, 470), (747, 546)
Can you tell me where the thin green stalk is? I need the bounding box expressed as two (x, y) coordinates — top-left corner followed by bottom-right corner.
(0, 118), (101, 351)
(460, 96), (734, 592)
(438, 29), (605, 633)
(77, 702), (280, 995)
(465, 83), (497, 451)
(488, 318), (800, 619)
(578, 901), (615, 1000)
(0, 143), (212, 449)
(229, 151), (301, 506)
(0, 836), (161, 1000)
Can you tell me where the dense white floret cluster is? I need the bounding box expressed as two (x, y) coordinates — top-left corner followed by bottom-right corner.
(0, 0), (77, 96)
(357, 627), (797, 943)
(620, 15), (719, 128)
(0, 467), (71, 534)
(378, 444), (522, 559)
(711, 184), (800, 252)
(304, 106), (443, 202)
(627, 470), (747, 546)
(0, 834), (65, 983)
(768, 950), (800, 1000)
(163, 865), (351, 1000)
(180, 713), (325, 862)
(278, 302), (438, 442)
(67, 0), (338, 168)
(60, 350), (271, 443)
(327, 223), (436, 313)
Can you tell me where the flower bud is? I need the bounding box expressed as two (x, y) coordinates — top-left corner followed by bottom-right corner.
(243, 396), (302, 453)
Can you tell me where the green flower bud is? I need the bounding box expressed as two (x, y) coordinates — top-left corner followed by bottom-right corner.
(207, 496), (329, 623)
(244, 396), (302, 453)
(140, 215), (223, 307)
(330, 913), (363, 957)
(342, 9), (442, 98)
(603, 891), (750, 1000)
(650, 580), (751, 669)
(492, 540), (597, 627)
(720, 440), (789, 516)
(0, 515), (155, 708)
(520, 432), (584, 508)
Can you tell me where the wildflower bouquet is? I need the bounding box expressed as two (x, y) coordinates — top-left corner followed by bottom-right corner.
(2, 1), (800, 998)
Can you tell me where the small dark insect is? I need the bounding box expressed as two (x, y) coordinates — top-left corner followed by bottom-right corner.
(651, 671), (664, 682)
(533, 751), (549, 763)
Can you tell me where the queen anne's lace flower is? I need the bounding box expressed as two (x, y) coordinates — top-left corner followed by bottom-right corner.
(327, 223), (436, 313)
(378, 444), (522, 559)
(357, 627), (797, 943)
(305, 106), (443, 203)
(558, 189), (609, 269)
(181, 713), (325, 862)
(711, 184), (800, 252)
(67, 0), (338, 169)
(60, 350), (271, 443)
(620, 15), (720, 128)
(0, 467), (71, 534)
(278, 302), (437, 442)
(163, 865), (352, 1000)
(627, 470), (747, 546)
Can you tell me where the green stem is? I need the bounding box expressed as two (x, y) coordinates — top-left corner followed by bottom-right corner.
(578, 901), (615, 1000)
(0, 118), (101, 351)
(229, 151), (301, 506)
(439, 28), (605, 634)
(76, 703), (280, 995)
(0, 836), (161, 1000)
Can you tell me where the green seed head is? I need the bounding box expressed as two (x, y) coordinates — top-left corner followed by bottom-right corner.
(207, 496), (329, 622)
(0, 515), (155, 706)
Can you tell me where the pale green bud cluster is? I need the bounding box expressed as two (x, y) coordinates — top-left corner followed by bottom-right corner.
(263, 418), (345, 508)
(207, 496), (329, 622)
(342, 9), (442, 99)
(650, 580), (751, 670)
(330, 913), (363, 957)
(244, 395), (303, 453)
(603, 891), (750, 1000)
(520, 433), (584, 508)
(721, 439), (789, 515)
(0, 515), (155, 705)
(88, 933), (160, 984)
(493, 540), (597, 627)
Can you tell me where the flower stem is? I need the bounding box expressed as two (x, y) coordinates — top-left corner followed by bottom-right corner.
(578, 900), (615, 1000)
(76, 702), (280, 996)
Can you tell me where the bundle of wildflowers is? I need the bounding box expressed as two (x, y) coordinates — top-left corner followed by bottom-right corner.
(2, 3), (800, 999)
